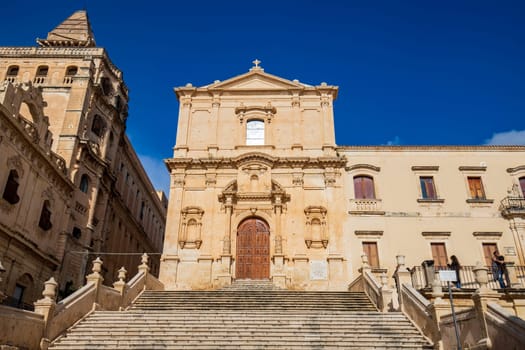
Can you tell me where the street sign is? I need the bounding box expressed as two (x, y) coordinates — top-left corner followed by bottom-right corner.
(439, 270), (457, 282)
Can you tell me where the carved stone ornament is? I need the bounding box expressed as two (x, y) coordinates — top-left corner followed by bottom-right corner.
(324, 168), (338, 187)
(304, 206), (328, 249)
(172, 174), (185, 188)
(292, 172), (303, 186)
(235, 102), (276, 124)
(7, 155), (25, 178)
(179, 206), (204, 249)
(41, 187), (55, 205)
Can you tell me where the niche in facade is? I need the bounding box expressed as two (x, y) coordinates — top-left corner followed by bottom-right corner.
(304, 206), (328, 248)
(179, 206), (204, 249)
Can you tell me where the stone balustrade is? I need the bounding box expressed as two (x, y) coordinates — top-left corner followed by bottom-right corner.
(0, 255), (163, 349)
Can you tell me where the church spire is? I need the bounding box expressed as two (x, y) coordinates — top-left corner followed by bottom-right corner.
(37, 10), (96, 47)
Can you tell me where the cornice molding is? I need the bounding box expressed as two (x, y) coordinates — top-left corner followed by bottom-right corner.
(165, 153), (347, 171)
(473, 232), (503, 239)
(337, 145), (525, 152)
(354, 230), (384, 237)
(345, 163), (380, 172)
(507, 165), (525, 174)
(412, 166), (439, 171)
(421, 231), (451, 238)
(459, 166), (487, 172)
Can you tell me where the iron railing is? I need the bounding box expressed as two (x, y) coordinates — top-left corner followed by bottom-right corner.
(410, 265), (525, 290)
(500, 197), (525, 217)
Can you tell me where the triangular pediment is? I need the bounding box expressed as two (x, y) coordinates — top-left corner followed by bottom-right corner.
(205, 68), (308, 91)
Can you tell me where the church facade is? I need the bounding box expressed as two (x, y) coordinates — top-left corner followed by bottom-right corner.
(160, 61), (525, 290)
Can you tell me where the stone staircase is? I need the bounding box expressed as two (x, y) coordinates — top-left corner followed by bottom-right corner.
(50, 280), (433, 349)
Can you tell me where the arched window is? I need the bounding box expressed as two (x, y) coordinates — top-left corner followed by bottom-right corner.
(101, 77), (112, 96)
(79, 174), (90, 193)
(91, 114), (105, 137)
(64, 66), (78, 84)
(246, 120), (264, 145)
(72, 227), (82, 239)
(353, 175), (376, 199)
(5, 65), (19, 82)
(34, 65), (49, 84)
(2, 169), (20, 204)
(520, 177), (525, 197)
(38, 200), (53, 231)
(65, 66), (78, 76)
(140, 201), (145, 220)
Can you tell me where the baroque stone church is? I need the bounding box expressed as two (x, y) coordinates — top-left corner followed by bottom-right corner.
(159, 60), (525, 291)
(1, 10), (525, 350)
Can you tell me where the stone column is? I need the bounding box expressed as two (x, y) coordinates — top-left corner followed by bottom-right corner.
(223, 197), (233, 255)
(509, 218), (525, 265)
(291, 93), (301, 148)
(217, 198), (233, 287)
(272, 197), (286, 288)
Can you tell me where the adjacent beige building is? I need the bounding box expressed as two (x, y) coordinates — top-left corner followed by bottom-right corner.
(0, 10), (166, 307)
(160, 61), (525, 291)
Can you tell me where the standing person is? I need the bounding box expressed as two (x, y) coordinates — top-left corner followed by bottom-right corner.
(492, 250), (506, 288)
(448, 255), (461, 288)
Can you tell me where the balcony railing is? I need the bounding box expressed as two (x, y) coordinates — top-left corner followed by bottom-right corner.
(349, 198), (384, 214)
(33, 76), (47, 84)
(410, 264), (525, 290)
(500, 196), (525, 218)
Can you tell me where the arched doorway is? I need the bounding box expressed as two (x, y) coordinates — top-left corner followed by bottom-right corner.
(236, 217), (270, 279)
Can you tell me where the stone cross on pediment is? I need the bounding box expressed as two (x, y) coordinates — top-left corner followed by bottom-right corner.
(252, 59), (261, 68)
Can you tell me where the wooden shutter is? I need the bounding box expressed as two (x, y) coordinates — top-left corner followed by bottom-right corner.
(430, 243), (447, 267)
(354, 176), (375, 199)
(420, 177), (436, 199)
(482, 243), (498, 267)
(520, 177), (525, 197)
(467, 177), (485, 199)
(363, 242), (379, 268)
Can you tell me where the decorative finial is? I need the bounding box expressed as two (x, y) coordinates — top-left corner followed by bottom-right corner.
(252, 59), (261, 68)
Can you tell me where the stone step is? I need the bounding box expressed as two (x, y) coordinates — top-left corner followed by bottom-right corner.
(50, 289), (432, 349)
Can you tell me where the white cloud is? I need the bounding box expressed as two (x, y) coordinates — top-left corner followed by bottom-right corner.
(138, 154), (170, 197)
(386, 136), (401, 145)
(484, 130), (525, 145)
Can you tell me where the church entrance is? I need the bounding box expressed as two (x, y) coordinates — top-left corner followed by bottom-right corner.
(236, 218), (270, 279)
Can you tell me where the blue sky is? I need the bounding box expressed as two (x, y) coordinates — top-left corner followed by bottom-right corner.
(1, 1), (524, 195)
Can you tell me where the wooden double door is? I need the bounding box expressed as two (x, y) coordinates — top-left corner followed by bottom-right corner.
(236, 218), (270, 279)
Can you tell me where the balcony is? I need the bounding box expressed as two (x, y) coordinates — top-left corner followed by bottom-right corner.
(500, 196), (525, 218)
(410, 264), (525, 290)
(349, 199), (385, 215)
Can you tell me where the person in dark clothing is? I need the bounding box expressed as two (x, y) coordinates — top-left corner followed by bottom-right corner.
(492, 250), (507, 288)
(448, 255), (461, 288)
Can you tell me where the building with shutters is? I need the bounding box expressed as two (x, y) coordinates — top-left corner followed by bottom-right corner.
(0, 10), (166, 308)
(160, 60), (525, 290)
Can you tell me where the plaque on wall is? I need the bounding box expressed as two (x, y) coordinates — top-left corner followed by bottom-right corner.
(310, 260), (328, 280)
(504, 246), (516, 256)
